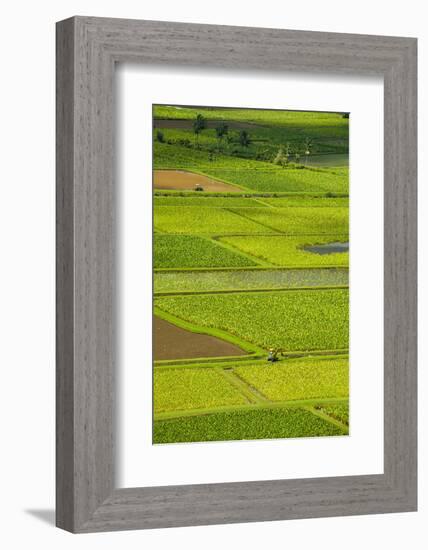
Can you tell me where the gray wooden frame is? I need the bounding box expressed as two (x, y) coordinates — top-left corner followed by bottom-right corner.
(56, 16), (417, 533)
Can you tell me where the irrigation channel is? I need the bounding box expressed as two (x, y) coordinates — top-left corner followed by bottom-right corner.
(305, 242), (349, 255)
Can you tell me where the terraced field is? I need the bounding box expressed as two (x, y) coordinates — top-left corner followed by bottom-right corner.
(152, 104), (349, 444)
(219, 235), (349, 267)
(228, 206), (349, 234)
(155, 289), (349, 352)
(154, 206), (276, 235)
(154, 235), (257, 268)
(155, 268), (348, 293)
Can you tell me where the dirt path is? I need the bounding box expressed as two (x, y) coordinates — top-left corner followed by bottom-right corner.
(154, 316), (246, 361)
(154, 170), (243, 193)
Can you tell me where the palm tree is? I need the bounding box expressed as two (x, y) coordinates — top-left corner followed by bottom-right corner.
(238, 130), (251, 148)
(284, 142), (291, 163)
(215, 123), (228, 151)
(193, 114), (206, 148)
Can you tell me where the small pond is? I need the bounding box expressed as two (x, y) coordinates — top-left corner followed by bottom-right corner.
(305, 242), (349, 255)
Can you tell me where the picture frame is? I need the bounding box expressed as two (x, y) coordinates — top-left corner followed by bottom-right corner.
(56, 16), (417, 533)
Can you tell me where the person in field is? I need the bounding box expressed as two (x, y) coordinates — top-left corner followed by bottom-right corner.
(267, 348), (285, 363)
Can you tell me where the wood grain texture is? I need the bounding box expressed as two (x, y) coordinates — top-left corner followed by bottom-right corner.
(56, 16), (417, 533)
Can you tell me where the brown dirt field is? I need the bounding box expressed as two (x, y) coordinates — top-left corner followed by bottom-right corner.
(154, 170), (243, 193)
(153, 316), (246, 361)
(153, 118), (259, 129)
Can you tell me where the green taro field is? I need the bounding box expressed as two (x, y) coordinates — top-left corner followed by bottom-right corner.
(153, 104), (349, 444)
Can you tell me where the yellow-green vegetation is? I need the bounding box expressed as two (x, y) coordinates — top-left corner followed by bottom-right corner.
(154, 268), (348, 293)
(154, 235), (257, 268)
(263, 196), (349, 207)
(219, 235), (349, 267)
(316, 403), (349, 425)
(154, 368), (248, 413)
(207, 166), (348, 194)
(152, 104), (349, 444)
(154, 206), (276, 235)
(155, 289), (349, 351)
(228, 206), (348, 234)
(154, 104), (349, 131)
(153, 143), (349, 194)
(154, 196), (263, 207)
(235, 357), (348, 401)
(154, 407), (346, 444)
(153, 105), (349, 157)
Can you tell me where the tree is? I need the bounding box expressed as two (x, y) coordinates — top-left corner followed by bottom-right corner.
(156, 130), (165, 143)
(284, 142), (292, 164)
(238, 129), (251, 148)
(193, 114), (206, 147)
(273, 146), (286, 168)
(274, 143), (292, 167)
(215, 123), (228, 151)
(303, 137), (313, 165)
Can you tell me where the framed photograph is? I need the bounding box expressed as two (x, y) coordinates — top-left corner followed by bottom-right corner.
(56, 16), (417, 532)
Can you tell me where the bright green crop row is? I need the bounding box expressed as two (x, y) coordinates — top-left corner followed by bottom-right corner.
(228, 206), (348, 234)
(154, 368), (247, 414)
(220, 235), (349, 267)
(154, 195), (348, 208)
(154, 235), (257, 268)
(262, 196), (349, 207)
(317, 403), (350, 425)
(154, 206), (347, 236)
(153, 406), (346, 444)
(154, 268), (349, 293)
(155, 289), (349, 351)
(207, 167), (348, 194)
(154, 196), (263, 208)
(154, 206), (276, 235)
(235, 357), (348, 402)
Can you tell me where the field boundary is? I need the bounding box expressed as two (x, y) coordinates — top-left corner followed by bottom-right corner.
(154, 265), (349, 273)
(208, 235), (273, 267)
(154, 190), (349, 199)
(154, 352), (349, 369)
(304, 405), (348, 433)
(219, 368), (269, 404)
(154, 284), (349, 297)
(154, 397), (349, 421)
(225, 207), (284, 235)
(155, 286), (348, 299)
